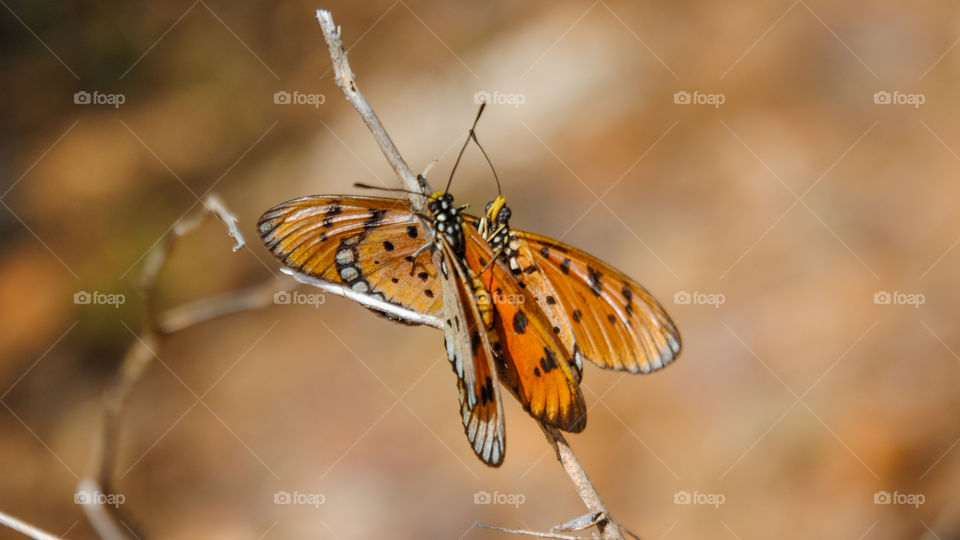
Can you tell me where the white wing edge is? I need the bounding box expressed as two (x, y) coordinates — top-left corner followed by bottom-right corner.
(279, 267), (444, 329)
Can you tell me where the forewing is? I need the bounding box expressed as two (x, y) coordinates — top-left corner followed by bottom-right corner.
(258, 196), (443, 326)
(436, 243), (506, 466)
(464, 231), (587, 433)
(516, 231), (681, 373)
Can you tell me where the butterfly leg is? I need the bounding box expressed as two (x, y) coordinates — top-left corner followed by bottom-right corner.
(477, 245), (505, 276)
(408, 240), (435, 275)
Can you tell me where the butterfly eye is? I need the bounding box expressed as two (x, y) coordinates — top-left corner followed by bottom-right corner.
(497, 206), (511, 223)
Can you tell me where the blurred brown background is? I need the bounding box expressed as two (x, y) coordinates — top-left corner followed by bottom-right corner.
(2, 1), (959, 538)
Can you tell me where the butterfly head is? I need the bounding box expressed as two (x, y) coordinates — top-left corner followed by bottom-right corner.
(484, 196), (512, 226)
(428, 191), (466, 255)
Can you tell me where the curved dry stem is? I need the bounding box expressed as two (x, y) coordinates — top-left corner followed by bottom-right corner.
(81, 195), (287, 540)
(0, 509), (61, 540)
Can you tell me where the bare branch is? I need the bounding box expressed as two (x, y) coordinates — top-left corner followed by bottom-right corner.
(82, 195), (286, 539)
(203, 194), (245, 252)
(475, 522), (585, 540)
(540, 426), (625, 540)
(0, 509), (61, 540)
(315, 9), (426, 211)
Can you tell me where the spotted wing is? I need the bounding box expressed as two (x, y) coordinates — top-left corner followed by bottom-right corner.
(258, 196), (444, 327)
(463, 231), (587, 432)
(512, 231), (681, 373)
(436, 244), (506, 466)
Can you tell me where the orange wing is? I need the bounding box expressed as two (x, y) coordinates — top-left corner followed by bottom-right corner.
(463, 230), (587, 432)
(436, 244), (506, 466)
(512, 230), (681, 374)
(261, 195), (505, 465)
(258, 196), (444, 327)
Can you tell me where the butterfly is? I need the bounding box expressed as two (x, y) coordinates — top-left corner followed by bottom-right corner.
(258, 187), (586, 466)
(472, 195), (681, 375)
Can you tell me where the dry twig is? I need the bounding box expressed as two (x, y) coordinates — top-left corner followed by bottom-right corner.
(80, 195), (289, 539)
(315, 10), (627, 540)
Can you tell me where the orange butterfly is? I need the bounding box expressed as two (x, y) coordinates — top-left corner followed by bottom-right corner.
(259, 188), (584, 466)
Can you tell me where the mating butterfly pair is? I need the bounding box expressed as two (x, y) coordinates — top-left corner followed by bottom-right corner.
(258, 181), (680, 466)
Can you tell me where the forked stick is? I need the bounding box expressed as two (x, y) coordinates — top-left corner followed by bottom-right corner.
(80, 196), (289, 539)
(315, 10), (627, 540)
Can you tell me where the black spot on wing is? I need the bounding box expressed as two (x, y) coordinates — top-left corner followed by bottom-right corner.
(383, 240), (394, 251)
(424, 289), (434, 298)
(539, 347), (559, 373)
(572, 310), (582, 323)
(364, 209), (388, 229)
(587, 266), (604, 297)
(540, 246), (549, 257)
(417, 271), (429, 281)
(607, 314), (617, 324)
(471, 331), (481, 353)
(560, 258), (571, 275)
(534, 367), (541, 377)
(480, 376), (494, 405)
(407, 225), (418, 238)
(513, 311), (529, 334)
(546, 295), (556, 305)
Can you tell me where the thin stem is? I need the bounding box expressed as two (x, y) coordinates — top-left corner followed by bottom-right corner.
(315, 10), (426, 211)
(81, 195), (286, 540)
